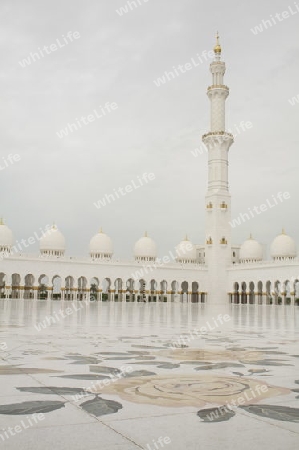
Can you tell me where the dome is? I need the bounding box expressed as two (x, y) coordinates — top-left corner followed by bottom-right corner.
(134, 232), (157, 261)
(39, 224), (65, 256)
(239, 235), (263, 262)
(90, 228), (113, 259)
(270, 230), (297, 260)
(0, 219), (14, 251)
(175, 236), (197, 263)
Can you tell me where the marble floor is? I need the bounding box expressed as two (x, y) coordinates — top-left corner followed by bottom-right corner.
(0, 300), (298, 449)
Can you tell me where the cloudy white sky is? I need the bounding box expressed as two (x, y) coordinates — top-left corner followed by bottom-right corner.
(0, 0), (298, 258)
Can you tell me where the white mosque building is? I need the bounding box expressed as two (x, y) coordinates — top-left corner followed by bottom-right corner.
(1, 36), (299, 305)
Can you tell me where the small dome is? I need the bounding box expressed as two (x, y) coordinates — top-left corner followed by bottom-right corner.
(0, 218), (14, 251)
(175, 236), (197, 263)
(90, 228), (113, 259)
(214, 32), (222, 54)
(134, 232), (157, 261)
(39, 224), (65, 256)
(270, 230), (297, 260)
(239, 235), (263, 262)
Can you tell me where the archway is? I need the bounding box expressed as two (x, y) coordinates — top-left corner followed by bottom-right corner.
(241, 282), (247, 304)
(52, 275), (62, 300)
(181, 281), (188, 302)
(38, 275), (49, 300)
(257, 281), (263, 304)
(24, 274), (35, 299)
(274, 280), (281, 305)
(249, 282), (255, 304)
(266, 280), (272, 304)
(149, 279), (157, 302)
(90, 277), (99, 301)
(11, 273), (21, 299)
(191, 281), (199, 303)
(0, 273), (7, 298)
(78, 276), (88, 301)
(284, 280), (291, 305)
(65, 276), (75, 300)
(171, 280), (179, 302)
(233, 282), (240, 304)
(295, 280), (299, 306)
(160, 280), (167, 302)
(102, 278), (111, 301)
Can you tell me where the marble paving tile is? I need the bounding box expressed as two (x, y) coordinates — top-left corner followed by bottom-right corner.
(108, 410), (299, 450)
(0, 301), (298, 450)
(0, 422), (142, 450)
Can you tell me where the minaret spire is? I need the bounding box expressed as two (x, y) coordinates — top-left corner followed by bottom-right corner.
(202, 34), (233, 189)
(214, 31), (222, 60)
(202, 35), (234, 304)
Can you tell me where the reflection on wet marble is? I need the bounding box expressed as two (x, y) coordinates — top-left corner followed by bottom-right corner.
(0, 300), (299, 450)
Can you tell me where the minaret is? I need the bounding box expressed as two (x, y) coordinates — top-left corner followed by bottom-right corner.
(202, 34), (234, 304)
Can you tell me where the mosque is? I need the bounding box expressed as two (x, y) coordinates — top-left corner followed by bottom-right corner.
(1, 36), (299, 305)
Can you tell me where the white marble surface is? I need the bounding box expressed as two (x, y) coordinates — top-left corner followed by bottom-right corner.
(0, 300), (299, 450)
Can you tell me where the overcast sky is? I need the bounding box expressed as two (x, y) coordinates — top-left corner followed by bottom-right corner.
(0, 0), (298, 259)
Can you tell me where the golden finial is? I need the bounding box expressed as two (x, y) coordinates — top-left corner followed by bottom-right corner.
(184, 234), (189, 241)
(99, 227), (103, 233)
(0, 217), (3, 225)
(144, 231), (148, 237)
(282, 228), (286, 235)
(52, 222), (57, 230)
(214, 31), (221, 54)
(249, 233), (253, 240)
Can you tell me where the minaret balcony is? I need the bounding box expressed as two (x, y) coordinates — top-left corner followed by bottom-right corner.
(207, 84), (229, 91)
(202, 131), (234, 140)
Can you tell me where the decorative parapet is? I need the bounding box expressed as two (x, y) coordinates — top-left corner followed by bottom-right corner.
(207, 85), (229, 91)
(202, 131), (234, 140)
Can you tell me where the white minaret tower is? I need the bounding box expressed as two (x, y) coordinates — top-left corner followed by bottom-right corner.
(202, 34), (234, 304)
